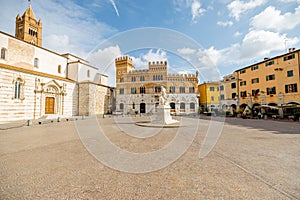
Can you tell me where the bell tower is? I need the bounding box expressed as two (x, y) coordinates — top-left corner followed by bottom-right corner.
(115, 56), (135, 83)
(15, 5), (42, 47)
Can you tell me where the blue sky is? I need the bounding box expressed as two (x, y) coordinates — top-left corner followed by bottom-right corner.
(1, 0), (300, 85)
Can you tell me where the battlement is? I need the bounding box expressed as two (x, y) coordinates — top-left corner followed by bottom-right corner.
(115, 56), (133, 62)
(168, 73), (197, 78)
(148, 61), (167, 66)
(148, 61), (167, 71)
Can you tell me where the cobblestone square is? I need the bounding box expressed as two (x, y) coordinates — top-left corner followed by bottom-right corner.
(0, 116), (299, 199)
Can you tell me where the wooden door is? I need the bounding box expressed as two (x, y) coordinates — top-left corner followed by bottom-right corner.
(45, 97), (55, 114)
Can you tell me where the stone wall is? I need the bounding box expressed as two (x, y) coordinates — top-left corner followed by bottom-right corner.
(78, 82), (110, 116)
(0, 66), (77, 123)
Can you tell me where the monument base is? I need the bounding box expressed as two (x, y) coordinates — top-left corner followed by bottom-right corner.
(135, 105), (180, 128)
(152, 105), (179, 125)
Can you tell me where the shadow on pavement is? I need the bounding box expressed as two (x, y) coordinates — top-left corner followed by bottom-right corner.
(199, 115), (300, 134)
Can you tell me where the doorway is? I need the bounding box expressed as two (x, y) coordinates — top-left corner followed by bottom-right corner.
(45, 97), (55, 114)
(140, 103), (146, 113)
(170, 102), (175, 112)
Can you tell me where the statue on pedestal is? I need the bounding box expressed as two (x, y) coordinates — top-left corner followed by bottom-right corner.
(159, 86), (168, 106)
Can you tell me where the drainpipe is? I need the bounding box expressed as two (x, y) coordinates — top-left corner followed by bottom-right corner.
(205, 84), (207, 112)
(237, 72), (240, 110)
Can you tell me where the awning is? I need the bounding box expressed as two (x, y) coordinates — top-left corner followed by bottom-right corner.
(261, 105), (279, 110)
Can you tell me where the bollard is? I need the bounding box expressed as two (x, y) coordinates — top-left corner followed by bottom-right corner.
(27, 119), (32, 126)
(57, 117), (61, 122)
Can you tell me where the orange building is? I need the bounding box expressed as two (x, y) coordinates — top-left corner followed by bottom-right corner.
(235, 48), (300, 117)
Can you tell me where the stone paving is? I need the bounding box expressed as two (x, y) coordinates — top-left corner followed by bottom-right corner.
(0, 116), (299, 199)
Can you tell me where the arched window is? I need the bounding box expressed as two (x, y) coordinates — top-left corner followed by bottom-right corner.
(180, 103), (185, 112)
(34, 58), (39, 68)
(190, 102), (195, 112)
(13, 78), (25, 100)
(1, 48), (7, 60)
(14, 80), (21, 99)
(140, 86), (146, 94)
(131, 87), (136, 94)
(87, 69), (90, 78)
(58, 65), (61, 73)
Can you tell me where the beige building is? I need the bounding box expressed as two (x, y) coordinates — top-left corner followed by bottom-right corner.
(219, 73), (238, 111)
(0, 5), (111, 123)
(115, 56), (199, 115)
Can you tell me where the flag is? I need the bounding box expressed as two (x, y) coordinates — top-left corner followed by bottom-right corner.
(256, 91), (265, 96)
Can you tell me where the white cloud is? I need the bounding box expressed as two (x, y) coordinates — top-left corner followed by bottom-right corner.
(197, 47), (224, 68)
(234, 31), (242, 37)
(180, 30), (299, 79)
(177, 47), (223, 81)
(240, 30), (299, 57)
(227, 0), (268, 21)
(87, 45), (122, 86)
(202, 30), (299, 68)
(173, 0), (206, 22)
(177, 47), (197, 55)
(278, 0), (300, 2)
(217, 21), (234, 27)
(250, 6), (300, 32)
(0, 0), (118, 57)
(39, 0), (117, 57)
(191, 0), (206, 22)
(132, 49), (168, 69)
(44, 34), (72, 54)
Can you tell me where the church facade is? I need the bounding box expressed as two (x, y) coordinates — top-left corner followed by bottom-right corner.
(0, 5), (112, 123)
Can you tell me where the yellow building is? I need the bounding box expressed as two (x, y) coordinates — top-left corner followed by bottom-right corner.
(234, 48), (300, 117)
(198, 82), (220, 112)
(115, 56), (199, 115)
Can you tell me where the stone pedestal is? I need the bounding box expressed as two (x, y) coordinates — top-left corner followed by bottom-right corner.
(152, 105), (179, 125)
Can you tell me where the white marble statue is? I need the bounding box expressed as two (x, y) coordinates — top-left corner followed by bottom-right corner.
(159, 86), (168, 106)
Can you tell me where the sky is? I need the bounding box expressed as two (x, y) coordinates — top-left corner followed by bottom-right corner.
(1, 0), (300, 86)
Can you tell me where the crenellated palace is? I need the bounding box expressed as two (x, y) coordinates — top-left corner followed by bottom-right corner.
(115, 56), (199, 115)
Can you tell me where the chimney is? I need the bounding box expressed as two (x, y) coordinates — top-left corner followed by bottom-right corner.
(288, 48), (295, 53)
